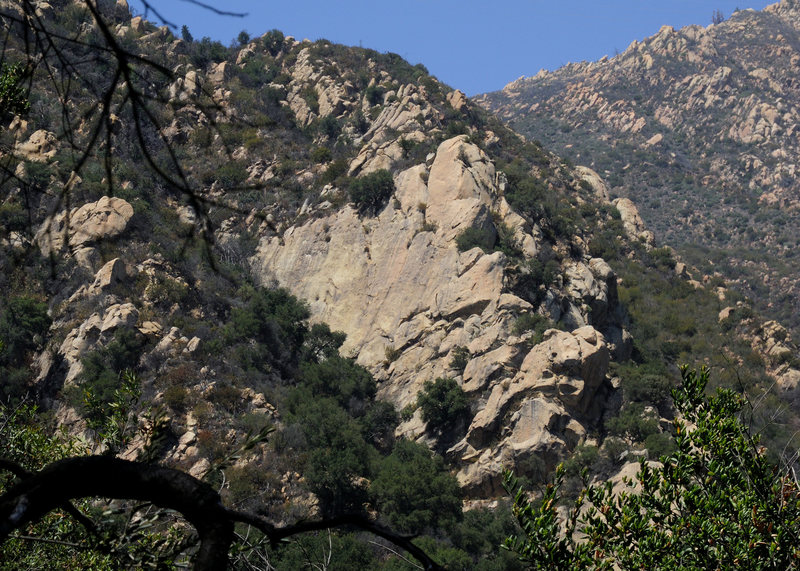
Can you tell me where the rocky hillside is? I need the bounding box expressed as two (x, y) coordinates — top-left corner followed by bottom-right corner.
(477, 0), (800, 334)
(3, 0), (800, 565)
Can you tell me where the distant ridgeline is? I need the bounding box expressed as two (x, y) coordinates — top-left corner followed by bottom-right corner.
(477, 0), (800, 336)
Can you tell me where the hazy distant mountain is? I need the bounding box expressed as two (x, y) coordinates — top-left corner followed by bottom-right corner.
(477, 0), (800, 333)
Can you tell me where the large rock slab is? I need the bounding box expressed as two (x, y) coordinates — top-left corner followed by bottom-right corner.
(36, 196), (134, 257)
(466, 326), (609, 449)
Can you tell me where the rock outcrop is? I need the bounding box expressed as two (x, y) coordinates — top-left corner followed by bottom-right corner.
(454, 327), (609, 496)
(251, 135), (621, 492)
(35, 196), (134, 267)
(15, 129), (58, 161)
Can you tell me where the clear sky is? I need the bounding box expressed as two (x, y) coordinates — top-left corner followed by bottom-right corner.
(130, 1), (775, 96)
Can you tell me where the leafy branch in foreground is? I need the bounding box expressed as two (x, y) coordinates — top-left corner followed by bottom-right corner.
(504, 366), (800, 569)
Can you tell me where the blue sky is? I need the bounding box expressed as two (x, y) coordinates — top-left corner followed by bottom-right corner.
(130, 1), (774, 96)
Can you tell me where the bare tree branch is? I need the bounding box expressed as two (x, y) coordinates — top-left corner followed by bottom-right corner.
(0, 456), (444, 570)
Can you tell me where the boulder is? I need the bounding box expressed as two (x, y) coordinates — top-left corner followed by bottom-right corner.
(467, 326), (608, 448)
(59, 303), (139, 385)
(462, 345), (522, 393)
(426, 136), (496, 240)
(574, 166), (610, 200)
(36, 196), (134, 257)
(15, 129), (58, 161)
(447, 89), (468, 112)
(613, 197), (654, 246)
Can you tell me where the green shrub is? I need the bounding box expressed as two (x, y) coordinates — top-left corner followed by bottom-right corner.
(417, 377), (470, 435)
(291, 397), (374, 514)
(0, 63), (30, 119)
(360, 400), (398, 452)
(364, 84), (385, 106)
(293, 355), (376, 416)
(214, 161), (249, 187)
(617, 362), (673, 404)
(302, 86), (319, 113)
(606, 402), (660, 442)
(0, 201), (27, 233)
(493, 218), (522, 259)
(317, 115), (340, 139)
(455, 226), (495, 253)
(449, 346), (470, 373)
(310, 146), (332, 163)
(644, 432), (676, 459)
(384, 345), (402, 365)
(321, 158), (348, 185)
(189, 37), (229, 69)
(261, 29), (285, 56)
(372, 439), (463, 534)
(78, 329), (145, 423)
(208, 384), (243, 414)
(221, 287), (311, 374)
(348, 169), (395, 214)
(511, 313), (550, 342)
(503, 367), (800, 569)
(163, 385), (189, 412)
(0, 297), (51, 403)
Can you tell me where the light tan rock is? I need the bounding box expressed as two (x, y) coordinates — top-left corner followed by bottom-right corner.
(426, 136), (496, 240)
(394, 164), (429, 214)
(208, 62), (231, 85)
(15, 129), (58, 161)
(613, 197), (654, 246)
(574, 166), (610, 200)
(130, 16), (145, 33)
(467, 326), (608, 448)
(91, 258), (126, 291)
(138, 321), (163, 336)
(36, 196), (134, 257)
(361, 84), (437, 142)
(447, 89), (468, 112)
(455, 396), (578, 497)
(100, 303), (138, 333)
(645, 133), (663, 146)
(59, 303), (139, 385)
(462, 345), (521, 393)
(189, 458), (211, 479)
(605, 460), (662, 495)
(68, 258), (127, 301)
(184, 337), (201, 353)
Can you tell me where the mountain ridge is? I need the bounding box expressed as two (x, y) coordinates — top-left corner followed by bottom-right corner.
(477, 0), (800, 336)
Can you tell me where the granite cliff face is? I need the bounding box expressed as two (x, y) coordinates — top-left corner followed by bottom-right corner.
(251, 133), (626, 495)
(477, 0), (800, 334)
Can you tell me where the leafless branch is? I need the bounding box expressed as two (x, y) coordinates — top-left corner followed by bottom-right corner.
(0, 456), (444, 570)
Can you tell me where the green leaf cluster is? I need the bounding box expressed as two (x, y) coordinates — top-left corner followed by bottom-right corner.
(417, 377), (470, 435)
(504, 366), (800, 569)
(0, 297), (51, 404)
(0, 63), (30, 120)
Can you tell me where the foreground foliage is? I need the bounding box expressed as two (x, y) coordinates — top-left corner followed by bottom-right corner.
(504, 366), (800, 569)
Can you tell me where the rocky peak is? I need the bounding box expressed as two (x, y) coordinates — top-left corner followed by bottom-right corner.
(476, 0), (800, 335)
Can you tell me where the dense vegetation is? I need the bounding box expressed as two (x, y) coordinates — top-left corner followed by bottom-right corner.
(505, 367), (800, 569)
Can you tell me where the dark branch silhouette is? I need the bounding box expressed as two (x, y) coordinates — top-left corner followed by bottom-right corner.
(0, 456), (444, 570)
